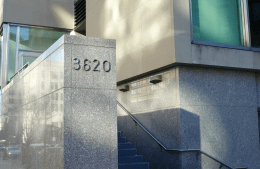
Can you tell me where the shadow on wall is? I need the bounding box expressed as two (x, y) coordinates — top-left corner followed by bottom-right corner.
(117, 107), (201, 169)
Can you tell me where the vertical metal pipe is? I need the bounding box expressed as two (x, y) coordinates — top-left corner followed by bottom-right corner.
(15, 26), (20, 72)
(0, 31), (3, 88)
(240, 0), (251, 47)
(1, 24), (10, 88)
(245, 0), (251, 47)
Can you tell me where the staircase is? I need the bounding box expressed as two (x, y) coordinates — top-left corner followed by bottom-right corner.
(118, 131), (149, 169)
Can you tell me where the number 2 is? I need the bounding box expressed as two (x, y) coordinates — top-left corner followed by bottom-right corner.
(93, 59), (100, 71)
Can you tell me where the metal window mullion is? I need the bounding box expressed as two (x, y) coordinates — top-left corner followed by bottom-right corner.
(240, 0), (251, 47)
(0, 31), (3, 89)
(15, 26), (20, 72)
(6, 24), (10, 83)
(189, 0), (194, 42)
(245, 0), (251, 47)
(1, 24), (10, 88)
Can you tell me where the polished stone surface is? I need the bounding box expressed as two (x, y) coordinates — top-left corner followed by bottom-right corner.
(0, 35), (117, 169)
(117, 66), (260, 169)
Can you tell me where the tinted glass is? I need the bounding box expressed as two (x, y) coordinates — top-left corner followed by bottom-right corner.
(192, 0), (243, 46)
(19, 27), (69, 51)
(248, 0), (260, 47)
(23, 56), (38, 66)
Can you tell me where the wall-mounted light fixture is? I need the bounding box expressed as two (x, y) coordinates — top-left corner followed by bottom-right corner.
(150, 75), (162, 84)
(119, 85), (129, 92)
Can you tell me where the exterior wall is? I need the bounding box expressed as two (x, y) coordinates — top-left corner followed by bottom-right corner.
(117, 66), (260, 168)
(1, 35), (117, 169)
(190, 44), (260, 70)
(179, 66), (260, 168)
(117, 109), (183, 169)
(85, 0), (260, 83)
(85, 0), (260, 168)
(1, 0), (74, 29)
(85, 0), (175, 82)
(257, 73), (260, 107)
(1, 37), (66, 169)
(117, 68), (184, 169)
(117, 68), (180, 149)
(0, 0), (4, 26)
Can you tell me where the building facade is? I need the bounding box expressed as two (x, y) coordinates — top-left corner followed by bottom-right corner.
(76, 0), (260, 168)
(0, 0), (260, 168)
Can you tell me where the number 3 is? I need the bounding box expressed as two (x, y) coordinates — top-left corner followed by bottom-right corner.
(73, 58), (81, 70)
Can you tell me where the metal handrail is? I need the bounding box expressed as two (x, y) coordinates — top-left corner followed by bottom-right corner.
(117, 101), (241, 169)
(9, 62), (29, 81)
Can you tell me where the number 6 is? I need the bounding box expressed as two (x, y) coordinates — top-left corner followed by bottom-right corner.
(83, 59), (91, 71)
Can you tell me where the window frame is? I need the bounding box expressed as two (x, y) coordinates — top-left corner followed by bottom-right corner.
(0, 23), (71, 88)
(189, 0), (260, 51)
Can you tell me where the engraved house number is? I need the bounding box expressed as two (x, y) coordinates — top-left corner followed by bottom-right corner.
(73, 58), (111, 72)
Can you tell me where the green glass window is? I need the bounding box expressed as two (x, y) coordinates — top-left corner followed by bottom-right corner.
(18, 27), (69, 67)
(19, 27), (69, 51)
(192, 0), (244, 46)
(23, 56), (37, 67)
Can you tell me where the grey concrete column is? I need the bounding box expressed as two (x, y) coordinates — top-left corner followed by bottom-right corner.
(63, 36), (117, 169)
(0, 35), (117, 169)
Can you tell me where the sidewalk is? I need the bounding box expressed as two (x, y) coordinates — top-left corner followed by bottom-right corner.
(0, 152), (25, 169)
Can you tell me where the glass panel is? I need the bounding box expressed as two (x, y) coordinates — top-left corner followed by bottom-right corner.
(248, 0), (260, 47)
(23, 56), (38, 66)
(8, 26), (17, 81)
(192, 0), (243, 46)
(18, 51), (42, 70)
(19, 27), (69, 51)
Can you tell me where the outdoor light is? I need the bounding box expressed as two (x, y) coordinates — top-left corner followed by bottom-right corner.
(150, 75), (162, 84)
(119, 85), (129, 92)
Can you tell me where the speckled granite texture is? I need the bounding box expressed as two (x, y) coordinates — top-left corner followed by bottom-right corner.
(1, 35), (117, 169)
(62, 36), (117, 169)
(117, 66), (260, 169)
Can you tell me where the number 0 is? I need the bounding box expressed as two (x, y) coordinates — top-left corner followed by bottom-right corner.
(103, 60), (111, 72)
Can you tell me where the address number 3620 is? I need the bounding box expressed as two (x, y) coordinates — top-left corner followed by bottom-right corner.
(73, 58), (111, 72)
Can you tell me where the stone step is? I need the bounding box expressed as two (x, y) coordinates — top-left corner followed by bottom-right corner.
(118, 142), (131, 149)
(118, 131), (149, 168)
(118, 149), (137, 156)
(118, 155), (143, 164)
(118, 162), (149, 169)
(118, 137), (126, 143)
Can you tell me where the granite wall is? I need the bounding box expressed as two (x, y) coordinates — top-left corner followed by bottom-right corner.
(0, 35), (117, 169)
(117, 66), (260, 169)
(178, 66), (259, 168)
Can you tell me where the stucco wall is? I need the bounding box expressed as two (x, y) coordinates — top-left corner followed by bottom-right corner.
(85, 0), (177, 82)
(0, 0), (4, 26)
(1, 0), (74, 29)
(85, 0), (260, 83)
